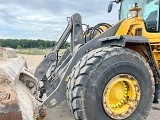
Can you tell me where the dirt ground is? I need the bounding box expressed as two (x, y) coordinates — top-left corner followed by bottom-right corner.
(18, 54), (44, 70)
(19, 54), (160, 120)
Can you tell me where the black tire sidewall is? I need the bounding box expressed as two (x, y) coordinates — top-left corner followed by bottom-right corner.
(83, 54), (153, 120)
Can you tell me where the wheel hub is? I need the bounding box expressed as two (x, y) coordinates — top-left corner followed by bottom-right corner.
(114, 89), (123, 100)
(102, 74), (141, 119)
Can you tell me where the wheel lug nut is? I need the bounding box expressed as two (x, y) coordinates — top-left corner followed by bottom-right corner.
(110, 105), (114, 108)
(118, 103), (122, 106)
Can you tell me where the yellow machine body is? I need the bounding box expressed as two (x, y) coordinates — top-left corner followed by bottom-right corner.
(116, 17), (160, 69)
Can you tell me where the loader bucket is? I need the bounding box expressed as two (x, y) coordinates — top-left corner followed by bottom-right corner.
(0, 48), (46, 120)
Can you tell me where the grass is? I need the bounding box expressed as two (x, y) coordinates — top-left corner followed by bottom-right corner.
(0, 52), (2, 59)
(16, 48), (66, 55)
(17, 48), (50, 55)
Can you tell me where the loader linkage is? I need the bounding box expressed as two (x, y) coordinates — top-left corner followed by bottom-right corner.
(34, 13), (85, 108)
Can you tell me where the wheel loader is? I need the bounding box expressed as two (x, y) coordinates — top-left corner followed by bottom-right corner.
(0, 0), (160, 119)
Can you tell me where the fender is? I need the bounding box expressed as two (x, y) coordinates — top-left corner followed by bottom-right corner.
(101, 35), (160, 81)
(67, 35), (159, 81)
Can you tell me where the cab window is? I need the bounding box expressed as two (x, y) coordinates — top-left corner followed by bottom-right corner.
(143, 0), (159, 32)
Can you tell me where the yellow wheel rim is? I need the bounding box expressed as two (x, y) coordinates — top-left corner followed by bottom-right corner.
(102, 74), (141, 119)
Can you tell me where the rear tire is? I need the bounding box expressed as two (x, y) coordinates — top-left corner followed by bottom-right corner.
(67, 47), (154, 120)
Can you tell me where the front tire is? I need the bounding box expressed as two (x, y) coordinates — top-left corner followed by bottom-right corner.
(67, 47), (154, 120)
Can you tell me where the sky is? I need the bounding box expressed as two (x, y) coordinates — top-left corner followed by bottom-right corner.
(0, 0), (120, 40)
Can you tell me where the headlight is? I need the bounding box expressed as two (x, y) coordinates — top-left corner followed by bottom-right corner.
(127, 10), (138, 19)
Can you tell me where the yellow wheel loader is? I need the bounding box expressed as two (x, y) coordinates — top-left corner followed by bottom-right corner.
(0, 0), (160, 119)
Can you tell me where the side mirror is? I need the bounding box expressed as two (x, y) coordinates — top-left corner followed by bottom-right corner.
(108, 2), (113, 13)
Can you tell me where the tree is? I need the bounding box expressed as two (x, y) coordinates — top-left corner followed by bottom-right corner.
(17, 45), (22, 49)
(61, 41), (70, 49)
(0, 39), (57, 49)
(39, 45), (43, 49)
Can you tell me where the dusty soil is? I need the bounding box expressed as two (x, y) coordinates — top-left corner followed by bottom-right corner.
(19, 54), (160, 120)
(18, 54), (44, 70)
(47, 100), (160, 120)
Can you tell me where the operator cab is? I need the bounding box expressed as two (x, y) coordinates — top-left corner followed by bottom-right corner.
(109, 0), (160, 32)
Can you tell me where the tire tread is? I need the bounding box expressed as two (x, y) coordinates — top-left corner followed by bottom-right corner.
(67, 47), (154, 120)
